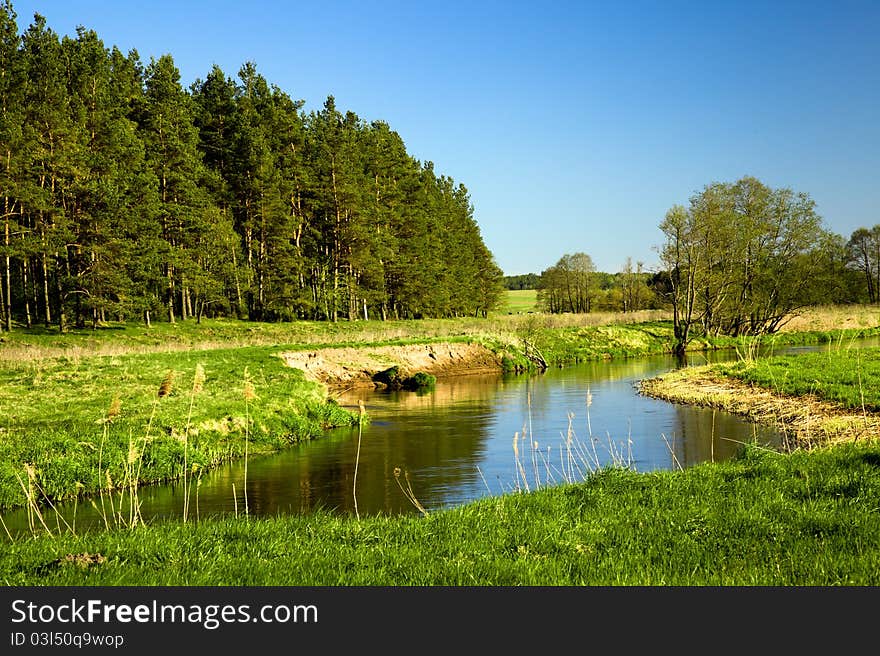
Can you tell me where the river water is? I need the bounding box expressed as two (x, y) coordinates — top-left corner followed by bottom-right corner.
(4, 346), (807, 536)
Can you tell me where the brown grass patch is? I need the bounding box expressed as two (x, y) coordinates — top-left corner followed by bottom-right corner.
(779, 304), (880, 333)
(58, 553), (107, 569)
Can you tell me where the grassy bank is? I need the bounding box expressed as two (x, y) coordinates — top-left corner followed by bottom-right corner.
(640, 345), (880, 447)
(2, 307), (875, 366)
(524, 317), (880, 367)
(0, 312), (667, 362)
(716, 346), (880, 410)
(2, 441), (878, 585)
(0, 345), (359, 511)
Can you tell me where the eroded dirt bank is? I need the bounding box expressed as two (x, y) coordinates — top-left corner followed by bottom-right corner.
(639, 366), (880, 446)
(280, 341), (504, 387)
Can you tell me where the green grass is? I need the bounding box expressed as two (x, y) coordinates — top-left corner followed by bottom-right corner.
(527, 320), (880, 367)
(503, 289), (538, 313)
(716, 346), (880, 411)
(530, 321), (673, 363)
(0, 317), (492, 360)
(0, 345), (359, 511)
(2, 441), (878, 585)
(2, 310), (874, 367)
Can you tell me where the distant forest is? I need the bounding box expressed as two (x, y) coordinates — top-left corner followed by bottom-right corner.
(0, 3), (504, 331)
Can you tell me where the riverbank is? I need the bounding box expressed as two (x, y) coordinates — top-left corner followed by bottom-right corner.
(280, 340), (505, 387)
(0, 345), (360, 511)
(3, 308), (880, 585)
(639, 345), (880, 447)
(1, 439), (878, 585)
(639, 366), (880, 447)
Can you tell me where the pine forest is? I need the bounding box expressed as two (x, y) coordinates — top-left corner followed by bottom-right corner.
(0, 5), (505, 331)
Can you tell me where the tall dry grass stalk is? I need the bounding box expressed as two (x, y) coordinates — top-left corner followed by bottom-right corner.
(14, 462), (75, 538)
(353, 399), (366, 520)
(393, 467), (428, 517)
(192, 363), (206, 394)
(16, 464), (50, 536)
(182, 363), (207, 523)
(661, 433), (684, 471)
(106, 395), (121, 422)
(158, 370), (175, 397)
(0, 514), (12, 541)
(509, 389), (638, 493)
(513, 431), (529, 492)
(734, 335), (768, 365)
(242, 367), (256, 517)
(528, 390), (539, 489)
(586, 387), (593, 437)
(122, 431), (145, 528)
(90, 384), (158, 532)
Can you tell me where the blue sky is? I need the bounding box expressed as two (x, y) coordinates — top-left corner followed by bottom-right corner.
(10, 0), (880, 275)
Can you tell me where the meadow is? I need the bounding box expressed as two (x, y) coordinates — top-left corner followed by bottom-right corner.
(502, 289), (539, 313)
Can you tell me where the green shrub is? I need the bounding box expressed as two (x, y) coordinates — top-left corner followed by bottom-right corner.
(402, 372), (436, 390)
(372, 366), (402, 387)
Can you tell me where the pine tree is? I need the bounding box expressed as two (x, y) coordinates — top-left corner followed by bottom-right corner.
(359, 121), (408, 320)
(191, 64), (245, 316)
(0, 0), (22, 330)
(140, 54), (215, 323)
(263, 84), (309, 319)
(304, 96), (368, 321)
(20, 13), (76, 331)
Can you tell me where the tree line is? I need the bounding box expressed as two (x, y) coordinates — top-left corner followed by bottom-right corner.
(528, 176), (875, 346)
(0, 3), (504, 332)
(502, 273), (540, 290)
(535, 254), (658, 314)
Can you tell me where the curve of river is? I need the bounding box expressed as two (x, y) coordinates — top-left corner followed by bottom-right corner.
(2, 341), (867, 535)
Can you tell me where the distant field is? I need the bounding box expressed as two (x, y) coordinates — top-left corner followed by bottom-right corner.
(503, 289), (538, 313)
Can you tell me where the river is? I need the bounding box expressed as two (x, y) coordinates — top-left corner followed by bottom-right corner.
(5, 344), (813, 536)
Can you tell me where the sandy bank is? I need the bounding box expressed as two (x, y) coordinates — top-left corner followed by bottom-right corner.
(639, 366), (880, 447)
(280, 341), (504, 387)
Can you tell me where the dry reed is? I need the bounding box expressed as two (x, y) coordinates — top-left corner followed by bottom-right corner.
(393, 467), (428, 516)
(157, 370), (175, 397)
(242, 368), (256, 517)
(353, 399), (366, 520)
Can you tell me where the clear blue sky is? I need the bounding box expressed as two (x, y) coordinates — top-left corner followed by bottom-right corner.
(10, 0), (880, 276)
